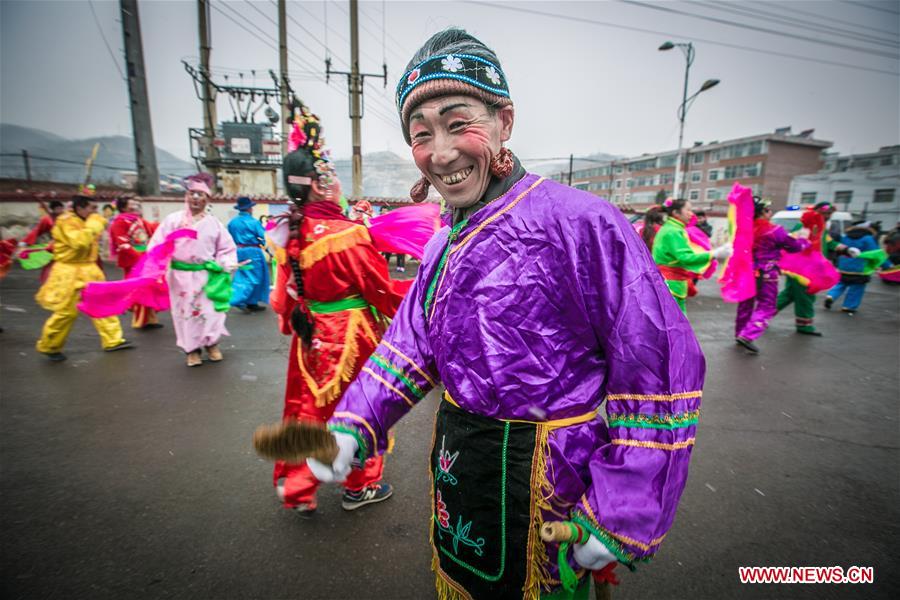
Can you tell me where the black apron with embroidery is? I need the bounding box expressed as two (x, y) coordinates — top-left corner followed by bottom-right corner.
(431, 401), (537, 599)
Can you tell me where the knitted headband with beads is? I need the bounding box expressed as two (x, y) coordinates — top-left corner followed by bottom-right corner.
(397, 29), (512, 145)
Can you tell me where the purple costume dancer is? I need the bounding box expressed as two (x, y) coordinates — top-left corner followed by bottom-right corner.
(735, 198), (809, 354)
(309, 29), (706, 599)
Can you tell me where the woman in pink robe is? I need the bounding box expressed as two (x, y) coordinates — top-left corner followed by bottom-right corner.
(147, 177), (238, 366)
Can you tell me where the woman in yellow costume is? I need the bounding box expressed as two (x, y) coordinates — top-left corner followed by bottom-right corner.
(35, 195), (133, 361)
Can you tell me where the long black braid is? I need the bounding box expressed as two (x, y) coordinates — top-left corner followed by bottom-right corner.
(282, 99), (326, 347)
(287, 200), (315, 346)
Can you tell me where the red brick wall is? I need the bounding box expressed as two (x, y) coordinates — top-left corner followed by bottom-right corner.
(762, 143), (825, 210)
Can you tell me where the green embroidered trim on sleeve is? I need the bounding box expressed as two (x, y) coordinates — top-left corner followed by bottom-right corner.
(370, 353), (426, 399)
(328, 423), (369, 463)
(570, 510), (645, 570)
(607, 410), (700, 430)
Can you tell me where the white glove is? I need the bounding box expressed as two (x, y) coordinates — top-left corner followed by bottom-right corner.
(796, 227), (811, 239)
(847, 247), (861, 258)
(572, 535), (617, 571)
(307, 431), (358, 484)
(224, 259), (252, 274)
(711, 243), (733, 261)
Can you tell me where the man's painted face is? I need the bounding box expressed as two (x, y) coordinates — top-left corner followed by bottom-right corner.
(187, 191), (208, 213)
(407, 95), (513, 208)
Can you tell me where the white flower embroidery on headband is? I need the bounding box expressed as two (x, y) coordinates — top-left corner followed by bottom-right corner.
(441, 54), (464, 73)
(485, 65), (502, 86)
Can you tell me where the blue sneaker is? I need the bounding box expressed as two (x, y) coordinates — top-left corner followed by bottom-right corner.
(341, 483), (393, 511)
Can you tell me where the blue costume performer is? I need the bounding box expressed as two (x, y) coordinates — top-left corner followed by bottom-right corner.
(228, 197), (271, 311)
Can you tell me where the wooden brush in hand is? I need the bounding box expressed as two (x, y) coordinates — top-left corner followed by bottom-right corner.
(253, 420), (339, 464)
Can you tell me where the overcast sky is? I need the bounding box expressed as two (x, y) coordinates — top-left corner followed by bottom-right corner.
(2, 0), (898, 174)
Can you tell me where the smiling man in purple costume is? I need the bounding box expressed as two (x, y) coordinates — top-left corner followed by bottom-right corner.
(308, 29), (706, 600)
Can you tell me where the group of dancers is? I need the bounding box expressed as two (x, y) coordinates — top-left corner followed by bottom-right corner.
(639, 192), (890, 355)
(7, 179), (276, 365)
(4, 26), (893, 600)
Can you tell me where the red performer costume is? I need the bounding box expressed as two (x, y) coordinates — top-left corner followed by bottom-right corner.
(22, 200), (65, 283)
(269, 104), (410, 513)
(108, 197), (161, 329)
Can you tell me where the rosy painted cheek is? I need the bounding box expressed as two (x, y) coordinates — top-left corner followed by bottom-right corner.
(455, 129), (495, 165)
(411, 143), (431, 172)
(457, 128), (492, 150)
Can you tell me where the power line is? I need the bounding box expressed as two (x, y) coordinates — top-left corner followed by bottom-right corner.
(87, 0), (125, 80)
(252, 0), (337, 65)
(465, 1), (899, 77)
(214, 2), (331, 83)
(757, 0), (900, 37)
(839, 0), (900, 16)
(209, 2), (279, 53)
(691, 0), (899, 49)
(360, 3), (410, 63)
(620, 0), (899, 60)
(211, 1), (400, 131)
(0, 153), (188, 174)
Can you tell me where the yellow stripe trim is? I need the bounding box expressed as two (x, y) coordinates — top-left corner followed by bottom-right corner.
(443, 390), (598, 430)
(331, 411), (378, 447)
(363, 366), (415, 408)
(579, 494), (667, 551)
(606, 391), (702, 402)
(299, 225), (369, 269)
(611, 438), (696, 451)
(449, 177), (545, 256)
(380, 339), (436, 387)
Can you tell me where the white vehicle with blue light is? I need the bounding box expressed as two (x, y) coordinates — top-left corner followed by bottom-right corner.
(772, 205), (854, 239)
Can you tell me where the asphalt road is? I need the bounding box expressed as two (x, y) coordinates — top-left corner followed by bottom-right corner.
(1, 265), (898, 600)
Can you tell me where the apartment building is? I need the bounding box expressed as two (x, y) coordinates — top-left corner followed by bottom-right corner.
(552, 127), (832, 211)
(789, 145), (900, 226)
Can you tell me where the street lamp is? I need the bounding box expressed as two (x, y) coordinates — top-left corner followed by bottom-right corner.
(659, 41), (720, 199)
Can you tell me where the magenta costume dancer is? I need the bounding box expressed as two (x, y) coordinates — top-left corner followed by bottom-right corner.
(734, 197), (809, 353)
(308, 30), (705, 599)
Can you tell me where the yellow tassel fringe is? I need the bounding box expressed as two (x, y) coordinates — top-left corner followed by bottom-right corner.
(298, 310), (378, 407)
(523, 424), (554, 599)
(299, 225), (370, 269)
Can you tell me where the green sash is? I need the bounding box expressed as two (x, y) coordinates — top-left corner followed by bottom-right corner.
(170, 260), (233, 312)
(306, 296), (369, 314)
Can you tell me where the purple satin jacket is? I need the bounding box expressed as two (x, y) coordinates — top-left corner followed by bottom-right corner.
(330, 174), (705, 565)
(753, 223), (809, 272)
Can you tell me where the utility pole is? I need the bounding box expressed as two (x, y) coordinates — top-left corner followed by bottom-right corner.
(326, 0), (387, 198)
(198, 0), (218, 169)
(349, 0), (363, 198)
(278, 0), (290, 155)
(121, 0), (159, 195)
(567, 153), (574, 187)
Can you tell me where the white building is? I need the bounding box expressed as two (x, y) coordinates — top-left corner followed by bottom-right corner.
(789, 146), (900, 227)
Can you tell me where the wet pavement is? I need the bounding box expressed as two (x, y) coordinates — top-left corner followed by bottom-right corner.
(1, 265), (898, 600)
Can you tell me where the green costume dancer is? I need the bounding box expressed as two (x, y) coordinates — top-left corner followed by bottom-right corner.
(776, 201), (848, 336)
(652, 198), (731, 314)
